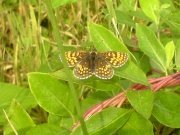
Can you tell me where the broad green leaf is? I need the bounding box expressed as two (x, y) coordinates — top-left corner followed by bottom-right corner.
(166, 11), (180, 35)
(52, 0), (77, 8)
(152, 91), (180, 128)
(0, 82), (36, 123)
(81, 91), (111, 113)
(28, 72), (74, 116)
(130, 9), (152, 22)
(88, 23), (148, 85)
(88, 22), (129, 52)
(71, 108), (132, 135)
(133, 52), (151, 73)
(139, 0), (160, 24)
(104, 0), (116, 19)
(26, 123), (70, 135)
(118, 111), (153, 135)
(52, 69), (121, 91)
(165, 41), (175, 68)
(136, 24), (167, 72)
(115, 61), (148, 85)
(126, 90), (154, 119)
(116, 10), (135, 27)
(48, 114), (73, 130)
(175, 39), (180, 69)
(4, 101), (35, 135)
(119, 0), (136, 11)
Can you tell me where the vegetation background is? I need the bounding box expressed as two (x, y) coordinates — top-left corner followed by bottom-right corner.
(0, 0), (180, 135)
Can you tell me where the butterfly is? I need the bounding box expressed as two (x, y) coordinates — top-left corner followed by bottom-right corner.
(63, 51), (128, 79)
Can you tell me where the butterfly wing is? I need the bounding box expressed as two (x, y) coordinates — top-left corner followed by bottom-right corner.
(64, 51), (87, 67)
(100, 51), (128, 67)
(73, 58), (93, 79)
(94, 56), (114, 79)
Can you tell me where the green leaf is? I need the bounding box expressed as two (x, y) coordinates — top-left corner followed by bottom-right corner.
(130, 9), (152, 22)
(136, 24), (167, 72)
(126, 90), (154, 119)
(175, 39), (180, 69)
(166, 11), (180, 35)
(152, 91), (180, 128)
(115, 61), (148, 85)
(118, 111), (154, 135)
(52, 69), (121, 91)
(81, 91), (111, 113)
(4, 100), (35, 135)
(0, 82), (36, 123)
(26, 123), (70, 135)
(116, 10), (135, 27)
(139, 0), (160, 24)
(28, 72), (74, 116)
(88, 22), (129, 52)
(71, 108), (132, 135)
(165, 41), (175, 68)
(88, 23), (148, 85)
(52, 0), (77, 8)
(48, 114), (73, 130)
(133, 52), (151, 73)
(119, 0), (136, 11)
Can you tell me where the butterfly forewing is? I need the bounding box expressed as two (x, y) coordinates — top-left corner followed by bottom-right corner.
(65, 51), (87, 67)
(100, 52), (128, 67)
(73, 58), (93, 79)
(94, 56), (114, 79)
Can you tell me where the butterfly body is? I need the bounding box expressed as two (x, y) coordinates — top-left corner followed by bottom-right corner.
(85, 51), (96, 71)
(64, 51), (128, 79)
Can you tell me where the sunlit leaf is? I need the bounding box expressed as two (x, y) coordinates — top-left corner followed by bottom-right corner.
(126, 90), (154, 119)
(118, 111), (154, 135)
(139, 0), (160, 24)
(72, 108), (132, 135)
(28, 73), (74, 116)
(152, 91), (180, 128)
(165, 41), (175, 68)
(136, 24), (167, 72)
(4, 101), (35, 134)
(88, 23), (148, 85)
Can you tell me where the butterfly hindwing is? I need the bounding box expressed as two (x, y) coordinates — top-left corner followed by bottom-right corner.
(65, 51), (87, 67)
(100, 51), (128, 67)
(73, 58), (93, 79)
(94, 56), (114, 79)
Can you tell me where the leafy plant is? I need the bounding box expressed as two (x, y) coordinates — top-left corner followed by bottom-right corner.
(0, 0), (180, 135)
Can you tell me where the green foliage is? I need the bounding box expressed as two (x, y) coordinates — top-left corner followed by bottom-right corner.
(139, 0), (160, 25)
(165, 41), (175, 68)
(136, 24), (167, 73)
(117, 111), (154, 135)
(152, 91), (180, 128)
(4, 101), (35, 135)
(26, 123), (70, 135)
(28, 73), (74, 117)
(52, 0), (77, 8)
(126, 90), (154, 119)
(88, 23), (148, 85)
(0, 0), (180, 134)
(72, 108), (132, 135)
(0, 82), (36, 124)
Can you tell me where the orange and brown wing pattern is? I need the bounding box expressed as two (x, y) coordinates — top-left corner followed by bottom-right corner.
(65, 51), (87, 67)
(100, 51), (128, 67)
(94, 56), (114, 79)
(73, 59), (93, 79)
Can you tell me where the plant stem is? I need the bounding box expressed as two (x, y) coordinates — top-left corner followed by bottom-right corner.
(43, 0), (88, 134)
